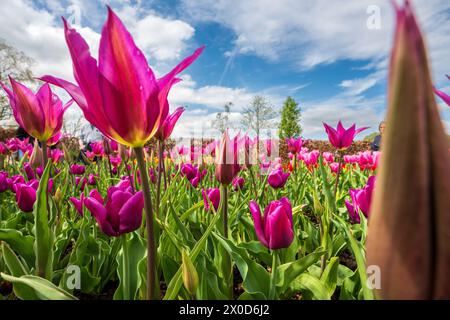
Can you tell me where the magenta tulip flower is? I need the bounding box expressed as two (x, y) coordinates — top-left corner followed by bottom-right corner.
(232, 176), (245, 191)
(434, 75), (450, 107)
(7, 175), (25, 192)
(41, 8), (203, 148)
(249, 197), (294, 250)
(15, 183), (37, 212)
(329, 162), (341, 174)
(70, 194), (85, 216)
(0, 78), (72, 143)
(70, 164), (86, 175)
(345, 176), (376, 223)
(0, 172), (8, 193)
(84, 187), (143, 237)
(154, 107), (185, 141)
(202, 188), (220, 212)
(268, 168), (290, 189)
(23, 163), (35, 180)
(323, 121), (368, 150)
(286, 137), (302, 154)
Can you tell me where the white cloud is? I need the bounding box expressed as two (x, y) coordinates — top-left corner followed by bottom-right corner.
(181, 0), (450, 86)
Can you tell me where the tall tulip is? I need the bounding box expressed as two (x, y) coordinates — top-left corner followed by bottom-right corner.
(0, 78), (72, 166)
(366, 1), (450, 299)
(323, 121), (368, 150)
(41, 7), (203, 300)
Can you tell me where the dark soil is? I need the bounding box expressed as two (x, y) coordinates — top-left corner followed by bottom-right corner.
(339, 249), (357, 271)
(232, 266), (244, 299)
(74, 280), (118, 300)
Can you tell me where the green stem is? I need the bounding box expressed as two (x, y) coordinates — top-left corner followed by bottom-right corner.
(248, 166), (258, 199)
(121, 234), (130, 300)
(134, 147), (157, 300)
(221, 184), (228, 238)
(333, 151), (343, 199)
(41, 141), (48, 169)
(156, 140), (163, 219)
(269, 250), (278, 300)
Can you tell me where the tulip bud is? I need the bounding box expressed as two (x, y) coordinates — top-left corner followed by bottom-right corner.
(54, 187), (63, 206)
(29, 140), (43, 169)
(215, 131), (238, 185)
(366, 1), (450, 300)
(181, 249), (199, 297)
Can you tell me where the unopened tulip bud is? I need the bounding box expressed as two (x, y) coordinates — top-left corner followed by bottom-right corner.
(181, 249), (199, 297)
(29, 140), (43, 169)
(366, 1), (450, 300)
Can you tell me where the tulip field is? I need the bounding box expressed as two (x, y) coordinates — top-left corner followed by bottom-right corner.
(0, 1), (449, 302)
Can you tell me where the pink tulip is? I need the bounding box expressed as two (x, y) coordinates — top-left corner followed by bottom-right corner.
(0, 172), (8, 192)
(232, 176), (245, 191)
(84, 188), (144, 237)
(329, 162), (341, 174)
(323, 152), (334, 163)
(41, 8), (203, 148)
(268, 168), (290, 189)
(51, 149), (64, 163)
(323, 121), (368, 150)
(23, 163), (35, 180)
(0, 78), (72, 142)
(202, 188), (220, 212)
(70, 194), (85, 216)
(70, 164), (86, 175)
(249, 197), (294, 250)
(345, 176), (376, 223)
(154, 107), (185, 141)
(15, 183), (36, 212)
(90, 141), (104, 156)
(286, 137), (302, 154)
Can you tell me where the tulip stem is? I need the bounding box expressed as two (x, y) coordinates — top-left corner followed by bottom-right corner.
(333, 152), (343, 199)
(121, 233), (130, 300)
(156, 140), (163, 219)
(221, 184), (229, 238)
(248, 166), (258, 199)
(269, 250), (279, 300)
(134, 147), (157, 300)
(41, 141), (48, 169)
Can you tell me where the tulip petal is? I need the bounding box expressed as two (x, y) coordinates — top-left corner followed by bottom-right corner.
(249, 201), (268, 248)
(118, 191), (144, 234)
(264, 205), (294, 250)
(84, 197), (116, 237)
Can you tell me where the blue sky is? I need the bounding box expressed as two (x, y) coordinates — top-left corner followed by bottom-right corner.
(1, 0), (449, 140)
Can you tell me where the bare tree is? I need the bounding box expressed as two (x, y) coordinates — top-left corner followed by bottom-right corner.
(0, 39), (36, 121)
(240, 96), (277, 138)
(212, 101), (233, 134)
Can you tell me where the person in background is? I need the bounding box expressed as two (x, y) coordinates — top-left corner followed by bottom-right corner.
(371, 120), (385, 151)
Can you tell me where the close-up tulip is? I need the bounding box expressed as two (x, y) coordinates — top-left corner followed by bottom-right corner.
(202, 188), (220, 212)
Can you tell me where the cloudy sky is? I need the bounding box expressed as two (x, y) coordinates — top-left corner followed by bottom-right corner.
(0, 0), (449, 140)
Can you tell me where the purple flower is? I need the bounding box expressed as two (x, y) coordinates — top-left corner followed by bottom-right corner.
(323, 121), (368, 150)
(0, 171), (9, 192)
(286, 137), (303, 154)
(249, 197), (294, 250)
(268, 168), (290, 189)
(84, 188), (144, 237)
(232, 176), (245, 191)
(202, 188), (220, 212)
(15, 183), (37, 212)
(70, 164), (86, 175)
(345, 176), (376, 223)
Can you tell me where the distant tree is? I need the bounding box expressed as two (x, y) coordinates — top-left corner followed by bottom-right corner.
(278, 96), (301, 139)
(363, 132), (378, 141)
(213, 102), (233, 134)
(0, 40), (36, 121)
(241, 96), (277, 138)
